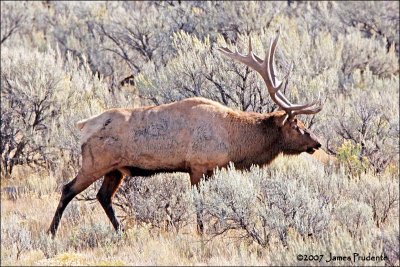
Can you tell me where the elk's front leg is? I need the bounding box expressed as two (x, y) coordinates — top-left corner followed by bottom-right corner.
(190, 169), (214, 235)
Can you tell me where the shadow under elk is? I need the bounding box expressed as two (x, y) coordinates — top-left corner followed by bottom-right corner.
(49, 29), (323, 237)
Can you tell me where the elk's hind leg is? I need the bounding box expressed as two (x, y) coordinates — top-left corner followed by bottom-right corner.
(96, 169), (125, 232)
(48, 171), (100, 237)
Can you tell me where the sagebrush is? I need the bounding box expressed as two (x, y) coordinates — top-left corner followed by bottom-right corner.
(1, 1), (399, 266)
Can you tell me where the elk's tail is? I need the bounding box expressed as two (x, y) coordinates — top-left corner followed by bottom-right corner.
(76, 113), (101, 131)
(75, 113), (110, 144)
(76, 119), (89, 130)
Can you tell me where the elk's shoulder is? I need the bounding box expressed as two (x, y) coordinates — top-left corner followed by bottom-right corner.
(155, 97), (233, 116)
(177, 97), (230, 109)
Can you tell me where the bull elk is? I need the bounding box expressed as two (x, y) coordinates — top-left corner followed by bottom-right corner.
(49, 29), (322, 237)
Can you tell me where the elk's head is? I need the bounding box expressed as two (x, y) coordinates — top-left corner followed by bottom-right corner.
(277, 115), (321, 155)
(218, 28), (323, 155)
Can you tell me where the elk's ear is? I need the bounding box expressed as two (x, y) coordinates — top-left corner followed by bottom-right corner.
(278, 114), (289, 127)
(289, 118), (298, 126)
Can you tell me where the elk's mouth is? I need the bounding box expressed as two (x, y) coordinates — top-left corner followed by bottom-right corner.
(306, 147), (317, 154)
(306, 142), (321, 154)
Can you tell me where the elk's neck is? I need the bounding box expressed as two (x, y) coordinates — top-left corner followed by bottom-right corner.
(228, 111), (282, 169)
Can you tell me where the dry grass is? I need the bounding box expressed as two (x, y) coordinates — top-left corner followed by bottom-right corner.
(1, 155), (398, 266)
(0, 192), (270, 266)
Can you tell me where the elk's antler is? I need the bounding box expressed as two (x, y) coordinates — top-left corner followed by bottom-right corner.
(218, 28), (322, 119)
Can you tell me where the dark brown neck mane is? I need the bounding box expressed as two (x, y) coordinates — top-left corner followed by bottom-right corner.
(227, 111), (286, 170)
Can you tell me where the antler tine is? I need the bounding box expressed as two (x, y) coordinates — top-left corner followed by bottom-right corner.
(267, 27), (280, 88)
(248, 36), (263, 64)
(291, 105), (323, 116)
(291, 98), (323, 116)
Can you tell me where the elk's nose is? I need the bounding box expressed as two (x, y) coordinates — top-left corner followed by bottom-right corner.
(316, 143), (321, 149)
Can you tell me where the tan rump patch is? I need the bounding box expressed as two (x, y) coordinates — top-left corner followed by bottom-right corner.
(76, 113), (106, 145)
(76, 119), (88, 130)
